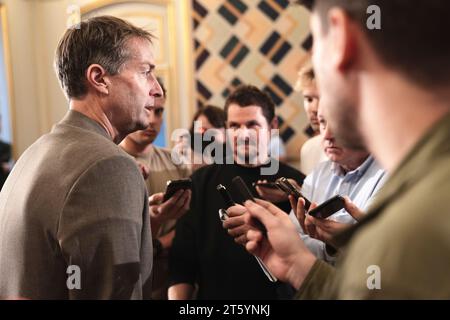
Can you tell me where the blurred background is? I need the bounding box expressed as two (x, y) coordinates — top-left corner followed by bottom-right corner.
(0, 0), (312, 169)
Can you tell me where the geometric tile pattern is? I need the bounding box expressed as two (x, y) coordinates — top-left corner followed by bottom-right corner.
(192, 0), (312, 160)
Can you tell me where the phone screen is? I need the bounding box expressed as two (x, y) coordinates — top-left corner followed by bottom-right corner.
(163, 179), (192, 201)
(308, 195), (345, 219)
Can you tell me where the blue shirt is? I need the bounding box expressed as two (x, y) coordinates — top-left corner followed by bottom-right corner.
(292, 155), (387, 261)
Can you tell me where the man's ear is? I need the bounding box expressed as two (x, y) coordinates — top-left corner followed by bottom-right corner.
(327, 8), (357, 72)
(86, 64), (109, 95)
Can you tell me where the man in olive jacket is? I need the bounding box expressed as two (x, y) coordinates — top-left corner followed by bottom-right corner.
(224, 0), (450, 298)
(0, 16), (162, 299)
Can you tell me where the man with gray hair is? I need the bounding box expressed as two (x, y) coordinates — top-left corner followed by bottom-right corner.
(0, 16), (162, 299)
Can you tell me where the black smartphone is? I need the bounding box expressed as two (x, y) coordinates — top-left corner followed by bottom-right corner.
(221, 179), (276, 282)
(308, 195), (345, 219)
(275, 177), (312, 211)
(231, 176), (255, 202)
(163, 178), (192, 202)
(252, 181), (280, 189)
(231, 176), (267, 234)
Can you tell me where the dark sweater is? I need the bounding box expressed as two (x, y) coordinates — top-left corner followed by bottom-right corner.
(169, 161), (304, 299)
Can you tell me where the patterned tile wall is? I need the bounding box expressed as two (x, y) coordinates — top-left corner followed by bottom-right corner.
(192, 0), (312, 162)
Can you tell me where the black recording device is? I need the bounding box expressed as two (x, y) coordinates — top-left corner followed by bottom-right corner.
(216, 184), (235, 221)
(275, 177), (312, 211)
(307, 195), (345, 219)
(163, 178), (192, 202)
(217, 184), (235, 209)
(217, 179), (276, 282)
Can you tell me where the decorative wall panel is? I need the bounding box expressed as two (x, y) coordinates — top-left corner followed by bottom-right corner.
(192, 0), (312, 161)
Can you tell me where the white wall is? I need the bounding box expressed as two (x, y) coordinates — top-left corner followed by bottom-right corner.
(1, 0), (195, 158)
(0, 0), (71, 158)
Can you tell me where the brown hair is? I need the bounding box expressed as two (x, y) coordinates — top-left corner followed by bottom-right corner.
(294, 63), (316, 92)
(54, 15), (154, 99)
(190, 105), (226, 133)
(224, 85), (275, 125)
(296, 0), (450, 88)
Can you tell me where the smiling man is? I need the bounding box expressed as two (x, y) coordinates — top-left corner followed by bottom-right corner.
(0, 16), (162, 299)
(168, 85), (304, 300)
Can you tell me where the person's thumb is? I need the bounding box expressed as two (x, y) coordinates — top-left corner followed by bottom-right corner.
(149, 192), (164, 205)
(343, 196), (364, 221)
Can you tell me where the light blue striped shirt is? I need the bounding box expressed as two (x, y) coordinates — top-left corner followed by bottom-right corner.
(290, 155), (387, 262)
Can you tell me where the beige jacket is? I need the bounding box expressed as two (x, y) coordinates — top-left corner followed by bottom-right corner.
(0, 111), (153, 299)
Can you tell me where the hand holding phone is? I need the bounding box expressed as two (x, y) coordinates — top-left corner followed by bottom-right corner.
(275, 177), (311, 211)
(253, 180), (290, 203)
(163, 178), (192, 202)
(307, 195), (345, 219)
(218, 179), (277, 283)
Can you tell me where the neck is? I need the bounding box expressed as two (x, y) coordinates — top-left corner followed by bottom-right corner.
(233, 153), (270, 168)
(358, 70), (450, 173)
(340, 152), (369, 173)
(120, 137), (154, 157)
(70, 96), (122, 143)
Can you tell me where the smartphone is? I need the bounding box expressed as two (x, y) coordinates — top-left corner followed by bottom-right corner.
(252, 181), (280, 189)
(231, 176), (255, 202)
(275, 177), (311, 211)
(308, 195), (345, 219)
(231, 176), (267, 234)
(163, 178), (192, 202)
(220, 179), (277, 283)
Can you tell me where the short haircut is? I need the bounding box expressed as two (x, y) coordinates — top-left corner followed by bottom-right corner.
(224, 85), (275, 124)
(294, 63), (316, 92)
(54, 15), (154, 99)
(190, 105), (226, 133)
(296, 0), (450, 88)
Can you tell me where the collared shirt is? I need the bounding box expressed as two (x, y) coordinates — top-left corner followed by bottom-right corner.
(293, 155), (387, 261)
(296, 112), (450, 299)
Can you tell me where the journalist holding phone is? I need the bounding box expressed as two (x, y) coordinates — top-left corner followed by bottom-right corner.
(224, 0), (450, 299)
(294, 104), (386, 261)
(168, 85), (304, 300)
(224, 103), (386, 264)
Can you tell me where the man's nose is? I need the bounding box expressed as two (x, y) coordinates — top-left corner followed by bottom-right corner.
(150, 77), (163, 97)
(148, 110), (156, 124)
(236, 125), (251, 137)
(323, 125), (334, 141)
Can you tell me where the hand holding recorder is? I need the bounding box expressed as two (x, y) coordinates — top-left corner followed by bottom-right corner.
(217, 178), (277, 282)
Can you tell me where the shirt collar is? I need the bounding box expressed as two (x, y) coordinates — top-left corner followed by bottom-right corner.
(333, 111), (450, 248)
(331, 155), (374, 178)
